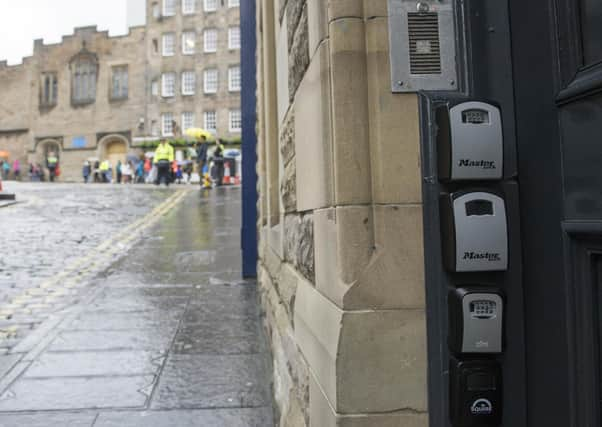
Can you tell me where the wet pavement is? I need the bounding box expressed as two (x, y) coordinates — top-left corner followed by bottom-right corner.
(0, 184), (273, 426)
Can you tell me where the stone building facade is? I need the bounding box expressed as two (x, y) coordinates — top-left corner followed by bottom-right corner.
(0, 0), (241, 182)
(256, 0), (428, 426)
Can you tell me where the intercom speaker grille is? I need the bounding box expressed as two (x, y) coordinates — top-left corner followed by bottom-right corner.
(408, 12), (442, 75)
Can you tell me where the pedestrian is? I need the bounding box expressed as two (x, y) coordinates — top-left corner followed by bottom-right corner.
(82, 161), (91, 183)
(121, 161), (132, 184)
(154, 139), (174, 186)
(144, 157), (151, 179)
(99, 160), (110, 183)
(176, 164), (183, 184)
(195, 136), (208, 187)
(213, 139), (225, 186)
(12, 159), (20, 181)
(136, 161), (144, 183)
(93, 160), (101, 182)
(46, 152), (58, 182)
(116, 160), (123, 184)
(171, 160), (178, 184)
(2, 160), (10, 180)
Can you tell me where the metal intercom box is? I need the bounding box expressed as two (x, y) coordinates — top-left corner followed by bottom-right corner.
(450, 358), (503, 427)
(440, 190), (509, 272)
(437, 101), (504, 181)
(387, 0), (458, 92)
(448, 288), (504, 354)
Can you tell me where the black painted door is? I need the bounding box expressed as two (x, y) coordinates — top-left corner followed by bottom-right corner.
(510, 0), (602, 426)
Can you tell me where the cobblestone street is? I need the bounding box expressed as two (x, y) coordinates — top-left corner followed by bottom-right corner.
(0, 183), (272, 426)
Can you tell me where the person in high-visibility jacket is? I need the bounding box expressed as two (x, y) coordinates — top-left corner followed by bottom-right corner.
(154, 139), (175, 186)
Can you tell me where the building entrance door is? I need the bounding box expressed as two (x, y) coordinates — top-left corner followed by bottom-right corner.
(509, 0), (602, 425)
(105, 140), (127, 169)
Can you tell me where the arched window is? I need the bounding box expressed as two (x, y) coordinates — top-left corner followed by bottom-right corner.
(70, 49), (98, 105)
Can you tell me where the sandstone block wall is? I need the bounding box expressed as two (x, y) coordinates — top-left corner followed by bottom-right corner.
(256, 1), (429, 426)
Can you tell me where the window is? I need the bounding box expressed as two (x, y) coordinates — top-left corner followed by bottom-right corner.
(162, 73), (176, 97)
(580, 0), (602, 65)
(229, 109), (241, 132)
(182, 0), (196, 14)
(228, 0), (239, 7)
(162, 33), (175, 56)
(152, 2), (161, 18)
(204, 69), (218, 93)
(228, 26), (240, 50)
(204, 0), (218, 12)
(228, 66), (241, 92)
(71, 56), (97, 104)
(182, 71), (196, 95)
(41, 72), (58, 106)
(182, 31), (196, 55)
(204, 29), (218, 53)
(111, 65), (129, 99)
(163, 0), (176, 16)
(182, 112), (195, 131)
(162, 113), (174, 136)
(204, 111), (217, 133)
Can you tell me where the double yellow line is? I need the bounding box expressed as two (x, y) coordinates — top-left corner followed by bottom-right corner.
(0, 189), (190, 322)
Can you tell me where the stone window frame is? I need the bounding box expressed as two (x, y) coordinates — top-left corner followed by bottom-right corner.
(162, 113), (174, 136)
(182, 31), (196, 55)
(161, 72), (176, 97)
(204, 110), (217, 133)
(228, 0), (239, 8)
(229, 109), (242, 133)
(70, 49), (98, 106)
(203, 29), (218, 53)
(228, 26), (240, 50)
(204, 0), (218, 12)
(181, 71), (196, 95)
(182, 0), (196, 14)
(228, 65), (241, 92)
(40, 72), (58, 107)
(110, 65), (129, 101)
(203, 68), (219, 94)
(163, 0), (176, 16)
(162, 32), (176, 56)
(181, 111), (195, 132)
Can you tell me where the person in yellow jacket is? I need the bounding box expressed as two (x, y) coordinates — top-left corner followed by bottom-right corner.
(154, 139), (175, 186)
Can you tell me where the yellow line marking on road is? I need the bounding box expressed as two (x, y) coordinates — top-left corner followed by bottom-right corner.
(0, 189), (191, 321)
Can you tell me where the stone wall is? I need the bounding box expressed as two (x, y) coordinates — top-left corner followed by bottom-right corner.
(256, 0), (429, 426)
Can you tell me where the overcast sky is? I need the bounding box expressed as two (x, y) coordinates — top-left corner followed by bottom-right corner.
(0, 0), (145, 65)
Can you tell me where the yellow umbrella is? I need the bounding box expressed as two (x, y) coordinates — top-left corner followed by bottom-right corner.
(185, 128), (213, 140)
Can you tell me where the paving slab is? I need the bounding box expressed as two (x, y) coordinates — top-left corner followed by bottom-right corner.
(47, 329), (175, 352)
(60, 311), (182, 331)
(152, 354), (270, 409)
(0, 412), (96, 427)
(0, 376), (154, 411)
(25, 351), (164, 378)
(95, 408), (273, 427)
